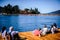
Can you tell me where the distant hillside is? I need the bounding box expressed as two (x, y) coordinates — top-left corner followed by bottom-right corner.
(48, 10), (60, 14)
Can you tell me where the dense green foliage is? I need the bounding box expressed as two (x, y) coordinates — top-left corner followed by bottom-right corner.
(0, 4), (40, 14)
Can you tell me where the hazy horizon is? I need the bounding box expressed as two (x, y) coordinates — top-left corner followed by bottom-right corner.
(0, 0), (60, 13)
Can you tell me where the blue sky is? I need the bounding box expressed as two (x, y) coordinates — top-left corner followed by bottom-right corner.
(0, 0), (60, 13)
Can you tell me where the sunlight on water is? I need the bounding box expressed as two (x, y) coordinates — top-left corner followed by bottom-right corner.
(0, 15), (60, 32)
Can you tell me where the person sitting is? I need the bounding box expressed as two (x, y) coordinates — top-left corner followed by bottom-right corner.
(1, 26), (7, 40)
(51, 25), (55, 34)
(8, 26), (20, 40)
(42, 25), (48, 35)
(53, 23), (58, 32)
(33, 28), (42, 37)
(51, 24), (58, 34)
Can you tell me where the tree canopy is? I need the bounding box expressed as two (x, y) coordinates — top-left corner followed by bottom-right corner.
(0, 4), (40, 14)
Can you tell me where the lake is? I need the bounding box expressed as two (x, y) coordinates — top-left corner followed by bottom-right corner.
(0, 15), (60, 32)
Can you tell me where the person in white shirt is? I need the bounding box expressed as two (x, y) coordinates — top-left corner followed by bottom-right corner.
(1, 26), (7, 40)
(42, 25), (48, 35)
(51, 25), (54, 34)
(8, 26), (18, 35)
(51, 25), (58, 34)
(53, 23), (58, 32)
(8, 26), (20, 40)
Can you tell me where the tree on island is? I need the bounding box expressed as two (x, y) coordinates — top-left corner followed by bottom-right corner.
(0, 4), (40, 14)
(12, 5), (20, 14)
(34, 8), (40, 14)
(0, 6), (3, 13)
(24, 8), (29, 14)
(30, 8), (40, 14)
(6, 4), (12, 14)
(24, 8), (29, 12)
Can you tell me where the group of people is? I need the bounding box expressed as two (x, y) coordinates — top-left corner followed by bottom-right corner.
(33, 23), (58, 37)
(1, 23), (59, 40)
(1, 26), (20, 40)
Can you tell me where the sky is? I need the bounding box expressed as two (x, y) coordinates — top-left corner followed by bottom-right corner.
(0, 0), (60, 13)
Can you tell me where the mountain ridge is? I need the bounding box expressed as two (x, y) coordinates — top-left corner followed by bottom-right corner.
(48, 10), (60, 14)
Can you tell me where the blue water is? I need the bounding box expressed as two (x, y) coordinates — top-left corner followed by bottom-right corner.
(0, 15), (60, 32)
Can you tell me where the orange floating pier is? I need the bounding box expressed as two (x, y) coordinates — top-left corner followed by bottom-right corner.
(0, 29), (60, 40)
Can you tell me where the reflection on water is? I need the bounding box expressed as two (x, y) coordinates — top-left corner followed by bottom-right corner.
(0, 15), (60, 32)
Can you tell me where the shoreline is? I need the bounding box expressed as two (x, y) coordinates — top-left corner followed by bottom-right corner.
(0, 14), (60, 16)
